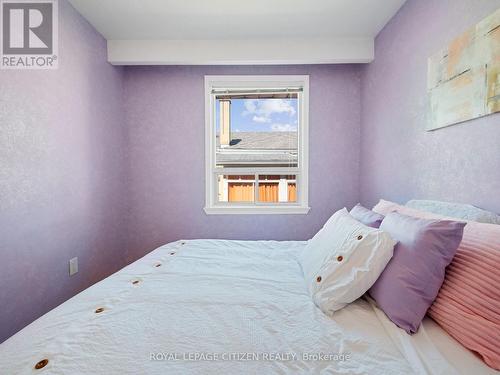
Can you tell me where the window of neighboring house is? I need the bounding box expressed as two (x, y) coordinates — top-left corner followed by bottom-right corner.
(204, 75), (309, 214)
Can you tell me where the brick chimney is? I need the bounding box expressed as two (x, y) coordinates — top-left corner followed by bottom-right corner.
(219, 99), (231, 147)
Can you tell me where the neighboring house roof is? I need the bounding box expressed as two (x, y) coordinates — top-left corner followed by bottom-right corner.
(216, 131), (298, 166)
(217, 132), (297, 149)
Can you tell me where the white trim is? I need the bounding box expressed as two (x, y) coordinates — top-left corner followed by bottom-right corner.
(204, 206), (311, 215)
(278, 178), (288, 203)
(213, 167), (300, 174)
(204, 75), (309, 215)
(107, 38), (374, 65)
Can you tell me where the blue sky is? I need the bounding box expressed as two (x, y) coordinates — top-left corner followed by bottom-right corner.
(216, 98), (298, 133)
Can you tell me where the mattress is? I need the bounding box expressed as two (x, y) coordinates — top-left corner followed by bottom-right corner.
(0, 239), (494, 374)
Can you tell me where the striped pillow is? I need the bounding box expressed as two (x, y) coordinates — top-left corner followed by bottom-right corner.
(373, 200), (500, 370)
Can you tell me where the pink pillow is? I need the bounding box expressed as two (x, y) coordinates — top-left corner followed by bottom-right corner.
(373, 200), (500, 370)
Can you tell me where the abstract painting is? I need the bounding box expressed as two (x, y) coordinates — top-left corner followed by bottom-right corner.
(428, 8), (500, 130)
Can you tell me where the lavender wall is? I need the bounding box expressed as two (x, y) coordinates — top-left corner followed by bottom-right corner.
(0, 1), (127, 342)
(123, 65), (361, 262)
(360, 0), (500, 213)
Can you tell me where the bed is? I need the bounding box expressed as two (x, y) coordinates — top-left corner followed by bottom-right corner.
(0, 239), (494, 374)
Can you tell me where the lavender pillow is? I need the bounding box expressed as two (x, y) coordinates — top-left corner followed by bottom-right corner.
(369, 212), (466, 334)
(350, 204), (385, 228)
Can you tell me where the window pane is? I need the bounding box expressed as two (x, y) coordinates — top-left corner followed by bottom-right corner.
(215, 94), (298, 168)
(288, 183), (297, 202)
(217, 175), (255, 203)
(258, 175), (297, 203)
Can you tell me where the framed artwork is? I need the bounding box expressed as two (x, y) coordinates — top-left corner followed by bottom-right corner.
(428, 8), (500, 130)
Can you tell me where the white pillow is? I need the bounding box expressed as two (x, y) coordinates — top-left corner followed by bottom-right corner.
(405, 199), (500, 225)
(298, 208), (397, 315)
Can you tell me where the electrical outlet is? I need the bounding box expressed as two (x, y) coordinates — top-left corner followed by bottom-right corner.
(69, 257), (78, 276)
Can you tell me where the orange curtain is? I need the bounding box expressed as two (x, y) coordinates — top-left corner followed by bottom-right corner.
(228, 183), (254, 202)
(288, 183), (297, 202)
(228, 180), (295, 202)
(259, 183), (279, 202)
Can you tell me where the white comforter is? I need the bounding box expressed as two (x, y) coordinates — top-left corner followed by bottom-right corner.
(0, 240), (493, 374)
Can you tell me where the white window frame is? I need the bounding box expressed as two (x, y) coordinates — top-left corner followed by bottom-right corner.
(204, 75), (310, 215)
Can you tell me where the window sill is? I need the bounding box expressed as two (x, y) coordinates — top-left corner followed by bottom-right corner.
(204, 205), (311, 215)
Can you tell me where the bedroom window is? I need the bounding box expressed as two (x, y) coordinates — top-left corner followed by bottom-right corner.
(204, 75), (309, 214)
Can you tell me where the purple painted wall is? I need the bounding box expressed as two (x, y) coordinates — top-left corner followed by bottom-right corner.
(123, 65), (362, 262)
(360, 0), (500, 213)
(0, 1), (127, 342)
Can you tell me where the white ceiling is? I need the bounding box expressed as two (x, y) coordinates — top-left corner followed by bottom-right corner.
(69, 0), (405, 40)
(68, 0), (406, 65)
